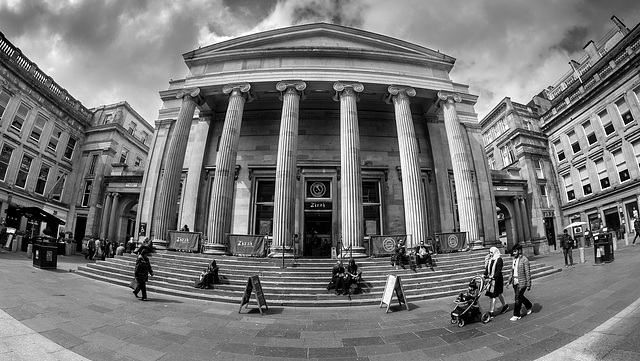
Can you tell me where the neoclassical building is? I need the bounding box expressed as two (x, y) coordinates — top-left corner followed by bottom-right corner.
(138, 23), (498, 257)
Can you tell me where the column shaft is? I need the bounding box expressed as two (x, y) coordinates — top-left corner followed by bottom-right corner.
(519, 197), (531, 242)
(180, 115), (211, 231)
(100, 193), (113, 239)
(152, 89), (201, 248)
(205, 83), (251, 254)
(512, 197), (523, 244)
(335, 82), (366, 257)
(438, 92), (481, 248)
(271, 81), (305, 258)
(389, 86), (428, 248)
(108, 193), (120, 242)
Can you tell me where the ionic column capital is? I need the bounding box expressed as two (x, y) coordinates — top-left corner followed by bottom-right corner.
(332, 81), (364, 101)
(176, 88), (204, 105)
(437, 91), (462, 104)
(222, 82), (253, 102)
(385, 85), (416, 104)
(276, 80), (307, 101)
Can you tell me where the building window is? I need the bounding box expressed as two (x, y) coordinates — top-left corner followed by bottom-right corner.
(363, 180), (382, 236)
(120, 147), (129, 164)
(598, 108), (615, 136)
(15, 154), (33, 189)
(613, 149), (630, 183)
(63, 137), (76, 160)
(81, 180), (92, 207)
(582, 120), (597, 146)
(253, 179), (275, 235)
(35, 164), (50, 195)
(540, 185), (549, 208)
(134, 156), (142, 167)
(534, 159), (544, 178)
(88, 154), (99, 175)
(596, 158), (610, 190)
(563, 174), (575, 202)
(554, 141), (565, 162)
(579, 166), (592, 196)
(50, 173), (66, 201)
(488, 156), (495, 170)
(103, 113), (112, 125)
(633, 140), (640, 169)
(568, 131), (580, 154)
(48, 126), (62, 152)
(0, 89), (11, 120)
(616, 97), (634, 125)
(29, 113), (47, 143)
(11, 103), (30, 132)
(523, 118), (532, 130)
(141, 131), (149, 145)
(0, 144), (14, 181)
(128, 122), (137, 135)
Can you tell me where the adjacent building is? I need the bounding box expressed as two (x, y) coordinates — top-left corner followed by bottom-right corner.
(0, 31), (153, 251)
(138, 23), (499, 257)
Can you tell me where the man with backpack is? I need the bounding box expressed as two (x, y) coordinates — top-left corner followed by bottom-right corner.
(561, 229), (575, 268)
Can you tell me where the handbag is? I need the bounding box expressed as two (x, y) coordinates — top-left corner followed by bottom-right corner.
(129, 279), (139, 290)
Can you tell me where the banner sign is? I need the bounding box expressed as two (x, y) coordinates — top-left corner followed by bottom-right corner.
(370, 235), (407, 256)
(435, 232), (467, 253)
(167, 231), (201, 252)
(229, 235), (266, 257)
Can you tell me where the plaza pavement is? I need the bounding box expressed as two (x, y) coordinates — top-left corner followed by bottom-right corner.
(1, 244), (639, 361)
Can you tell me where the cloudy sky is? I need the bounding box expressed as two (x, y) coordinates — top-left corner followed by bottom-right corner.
(1, 0), (640, 126)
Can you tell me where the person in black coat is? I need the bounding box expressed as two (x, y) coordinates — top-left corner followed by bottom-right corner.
(484, 246), (508, 318)
(133, 249), (154, 300)
(327, 261), (347, 295)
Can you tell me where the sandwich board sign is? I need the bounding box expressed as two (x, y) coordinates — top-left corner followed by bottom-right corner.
(239, 275), (268, 315)
(380, 274), (409, 313)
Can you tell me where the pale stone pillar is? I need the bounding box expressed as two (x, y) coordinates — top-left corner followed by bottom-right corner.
(100, 193), (113, 239)
(519, 197), (531, 243)
(205, 83), (252, 254)
(108, 193), (120, 242)
(438, 91), (481, 249)
(334, 81), (367, 257)
(180, 113), (212, 231)
(512, 197), (523, 244)
(271, 81), (306, 258)
(152, 88), (202, 249)
(387, 86), (428, 249)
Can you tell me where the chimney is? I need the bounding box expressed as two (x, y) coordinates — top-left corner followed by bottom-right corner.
(611, 15), (630, 35)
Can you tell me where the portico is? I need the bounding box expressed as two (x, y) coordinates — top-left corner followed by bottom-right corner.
(137, 23), (498, 257)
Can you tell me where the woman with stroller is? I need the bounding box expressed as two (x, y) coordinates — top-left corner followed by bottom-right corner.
(484, 247), (509, 319)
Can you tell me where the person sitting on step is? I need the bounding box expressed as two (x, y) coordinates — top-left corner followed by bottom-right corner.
(327, 261), (347, 295)
(345, 258), (363, 294)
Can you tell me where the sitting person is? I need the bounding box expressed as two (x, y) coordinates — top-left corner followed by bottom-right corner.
(414, 240), (433, 268)
(180, 224), (190, 232)
(115, 242), (126, 256)
(326, 260), (347, 295)
(391, 239), (408, 268)
(205, 259), (219, 286)
(344, 258), (363, 294)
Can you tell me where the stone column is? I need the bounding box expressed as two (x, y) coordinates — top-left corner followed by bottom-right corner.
(519, 197), (531, 243)
(100, 193), (113, 239)
(387, 86), (428, 248)
(152, 88), (202, 249)
(438, 91), (481, 249)
(180, 112), (212, 231)
(333, 82), (367, 257)
(512, 197), (523, 244)
(271, 81), (305, 258)
(108, 193), (120, 242)
(205, 83), (252, 254)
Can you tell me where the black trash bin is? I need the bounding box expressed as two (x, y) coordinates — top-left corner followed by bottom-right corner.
(593, 232), (614, 264)
(33, 242), (58, 269)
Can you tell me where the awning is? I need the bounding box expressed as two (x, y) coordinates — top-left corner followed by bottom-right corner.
(563, 221), (587, 229)
(14, 207), (66, 225)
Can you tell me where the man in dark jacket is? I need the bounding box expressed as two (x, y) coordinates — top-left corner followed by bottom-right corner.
(133, 249), (154, 301)
(507, 244), (533, 321)
(561, 229), (575, 268)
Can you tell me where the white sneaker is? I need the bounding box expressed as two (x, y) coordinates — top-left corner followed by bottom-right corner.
(526, 309), (532, 315)
(510, 316), (521, 321)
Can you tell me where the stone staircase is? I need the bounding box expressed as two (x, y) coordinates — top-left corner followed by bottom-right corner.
(76, 251), (560, 307)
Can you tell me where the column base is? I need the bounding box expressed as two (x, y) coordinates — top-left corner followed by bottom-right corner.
(470, 239), (484, 251)
(152, 239), (167, 250)
(202, 243), (226, 255)
(268, 246), (294, 258)
(338, 246), (367, 259)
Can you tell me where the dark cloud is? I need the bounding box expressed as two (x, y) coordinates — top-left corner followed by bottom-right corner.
(550, 26), (589, 54)
(290, 0), (364, 28)
(220, 0), (278, 32)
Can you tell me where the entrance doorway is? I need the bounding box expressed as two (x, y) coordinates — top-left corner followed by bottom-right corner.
(304, 212), (331, 257)
(74, 216), (87, 252)
(544, 217), (556, 250)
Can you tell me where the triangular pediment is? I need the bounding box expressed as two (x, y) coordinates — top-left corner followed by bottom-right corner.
(184, 22), (454, 64)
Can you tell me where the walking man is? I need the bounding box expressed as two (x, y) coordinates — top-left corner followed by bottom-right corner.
(561, 229), (575, 267)
(632, 216), (640, 245)
(507, 244), (533, 321)
(133, 249), (154, 301)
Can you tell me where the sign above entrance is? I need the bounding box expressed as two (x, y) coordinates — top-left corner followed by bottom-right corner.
(304, 202), (331, 210)
(307, 180), (331, 199)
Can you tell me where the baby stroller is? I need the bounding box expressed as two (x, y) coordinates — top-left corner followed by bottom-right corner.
(450, 276), (492, 327)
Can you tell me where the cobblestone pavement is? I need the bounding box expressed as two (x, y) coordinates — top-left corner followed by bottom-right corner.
(1, 245), (639, 361)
